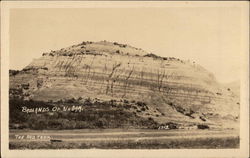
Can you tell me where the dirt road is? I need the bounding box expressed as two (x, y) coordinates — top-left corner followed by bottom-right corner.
(10, 129), (238, 142)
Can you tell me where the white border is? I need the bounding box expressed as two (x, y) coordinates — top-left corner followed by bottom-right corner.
(1, 1), (249, 158)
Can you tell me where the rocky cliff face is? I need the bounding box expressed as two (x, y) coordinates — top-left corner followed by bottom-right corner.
(9, 41), (240, 128)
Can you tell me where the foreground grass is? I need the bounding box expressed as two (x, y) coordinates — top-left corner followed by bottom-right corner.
(9, 136), (239, 149)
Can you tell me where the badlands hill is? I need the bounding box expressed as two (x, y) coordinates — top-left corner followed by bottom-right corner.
(9, 41), (240, 129)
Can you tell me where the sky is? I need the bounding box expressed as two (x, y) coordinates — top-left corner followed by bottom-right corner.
(9, 6), (245, 83)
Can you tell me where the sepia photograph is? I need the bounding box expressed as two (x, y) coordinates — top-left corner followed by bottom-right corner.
(1, 1), (249, 158)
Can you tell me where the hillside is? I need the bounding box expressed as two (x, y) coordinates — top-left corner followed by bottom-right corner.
(9, 41), (240, 129)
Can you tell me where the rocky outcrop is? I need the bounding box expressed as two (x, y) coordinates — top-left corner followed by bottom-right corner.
(9, 41), (240, 128)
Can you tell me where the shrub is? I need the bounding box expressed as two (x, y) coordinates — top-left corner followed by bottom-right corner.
(148, 117), (153, 121)
(66, 98), (77, 103)
(199, 116), (206, 121)
(197, 124), (209, 129)
(84, 97), (92, 106)
(168, 102), (173, 106)
(49, 53), (54, 57)
(41, 67), (48, 70)
(124, 105), (129, 109)
(123, 99), (129, 104)
(136, 101), (146, 107)
(144, 53), (161, 59)
(165, 122), (178, 129)
(9, 70), (20, 76)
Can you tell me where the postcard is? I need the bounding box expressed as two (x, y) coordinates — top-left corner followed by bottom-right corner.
(1, 1), (249, 158)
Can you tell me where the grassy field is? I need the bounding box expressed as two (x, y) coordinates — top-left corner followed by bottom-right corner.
(9, 129), (239, 149)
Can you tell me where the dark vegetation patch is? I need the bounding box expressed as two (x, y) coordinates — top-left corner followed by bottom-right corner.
(199, 116), (206, 122)
(9, 98), (159, 130)
(144, 53), (162, 59)
(21, 67), (48, 73)
(10, 84), (32, 100)
(197, 124), (209, 129)
(168, 102), (195, 119)
(60, 51), (102, 57)
(159, 122), (179, 129)
(216, 92), (222, 96)
(9, 70), (20, 76)
(9, 88), (23, 98)
(76, 41), (92, 46)
(143, 53), (183, 62)
(49, 53), (55, 56)
(113, 42), (127, 48)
